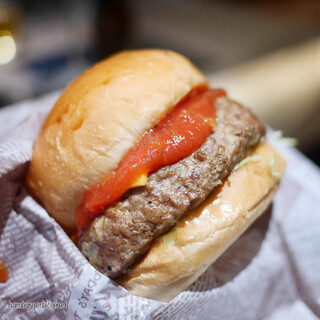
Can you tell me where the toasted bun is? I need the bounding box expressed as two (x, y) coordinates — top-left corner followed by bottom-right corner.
(118, 143), (286, 302)
(26, 50), (206, 232)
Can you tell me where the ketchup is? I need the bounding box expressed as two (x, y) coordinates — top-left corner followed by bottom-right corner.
(0, 259), (8, 283)
(76, 87), (226, 233)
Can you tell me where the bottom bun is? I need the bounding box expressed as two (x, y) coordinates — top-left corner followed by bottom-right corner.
(118, 143), (286, 302)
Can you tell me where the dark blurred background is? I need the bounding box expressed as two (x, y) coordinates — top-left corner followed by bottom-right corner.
(0, 0), (320, 165)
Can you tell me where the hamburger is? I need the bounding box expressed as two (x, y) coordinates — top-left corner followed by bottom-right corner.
(26, 49), (285, 302)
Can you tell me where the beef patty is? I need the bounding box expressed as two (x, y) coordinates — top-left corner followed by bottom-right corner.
(79, 97), (265, 278)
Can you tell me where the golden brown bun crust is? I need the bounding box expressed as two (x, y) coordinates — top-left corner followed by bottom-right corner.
(26, 50), (206, 232)
(118, 143), (286, 302)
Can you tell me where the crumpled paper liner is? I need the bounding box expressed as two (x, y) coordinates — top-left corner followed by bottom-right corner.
(0, 92), (319, 319)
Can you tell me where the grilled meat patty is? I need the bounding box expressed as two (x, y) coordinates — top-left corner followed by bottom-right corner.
(79, 97), (265, 278)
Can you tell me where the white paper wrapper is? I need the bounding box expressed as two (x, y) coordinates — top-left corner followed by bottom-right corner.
(0, 92), (319, 320)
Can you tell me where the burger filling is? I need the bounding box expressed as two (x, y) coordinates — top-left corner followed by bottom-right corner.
(77, 86), (226, 231)
(79, 93), (265, 278)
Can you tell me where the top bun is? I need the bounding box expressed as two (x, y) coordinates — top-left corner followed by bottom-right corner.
(26, 49), (207, 232)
